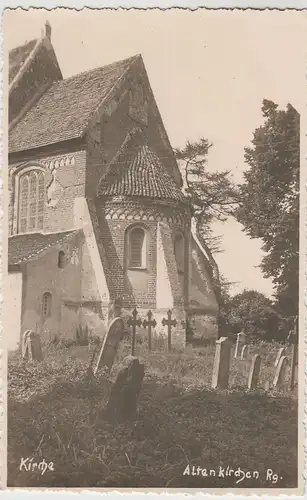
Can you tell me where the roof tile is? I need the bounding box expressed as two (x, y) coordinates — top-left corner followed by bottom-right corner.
(98, 128), (185, 203)
(8, 230), (79, 266)
(9, 55), (138, 153)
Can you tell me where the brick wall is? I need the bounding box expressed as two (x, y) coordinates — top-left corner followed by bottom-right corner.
(9, 150), (86, 235)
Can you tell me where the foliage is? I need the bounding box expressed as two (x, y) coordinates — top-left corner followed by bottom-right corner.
(8, 342), (297, 488)
(236, 100), (299, 319)
(174, 139), (239, 303)
(221, 289), (285, 342)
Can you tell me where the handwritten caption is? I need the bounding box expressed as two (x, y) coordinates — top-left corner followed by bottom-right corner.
(183, 465), (282, 485)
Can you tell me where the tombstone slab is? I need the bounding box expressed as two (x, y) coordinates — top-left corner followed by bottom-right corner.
(247, 354), (261, 390)
(273, 355), (288, 388)
(105, 356), (145, 422)
(274, 347), (285, 367)
(211, 337), (232, 389)
(234, 331), (246, 358)
(22, 330), (43, 361)
(240, 344), (248, 360)
(94, 317), (125, 374)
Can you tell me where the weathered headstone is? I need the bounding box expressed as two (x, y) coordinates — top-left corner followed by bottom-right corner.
(247, 354), (261, 390)
(211, 337), (232, 389)
(105, 356), (145, 422)
(240, 344), (248, 360)
(274, 347), (285, 367)
(94, 317), (125, 375)
(289, 343), (298, 390)
(234, 331), (246, 358)
(273, 355), (288, 388)
(22, 330), (43, 361)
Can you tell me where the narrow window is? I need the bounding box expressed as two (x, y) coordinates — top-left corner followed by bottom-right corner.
(42, 292), (52, 317)
(174, 233), (185, 273)
(58, 251), (65, 269)
(18, 169), (45, 233)
(128, 227), (146, 268)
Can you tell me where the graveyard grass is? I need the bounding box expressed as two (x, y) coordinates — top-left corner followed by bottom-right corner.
(8, 340), (298, 488)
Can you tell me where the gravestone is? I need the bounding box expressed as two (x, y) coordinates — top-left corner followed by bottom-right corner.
(274, 347), (285, 367)
(247, 354), (261, 390)
(94, 317), (125, 375)
(22, 330), (43, 361)
(234, 331), (246, 358)
(273, 355), (288, 388)
(105, 356), (145, 422)
(240, 344), (248, 360)
(211, 337), (232, 389)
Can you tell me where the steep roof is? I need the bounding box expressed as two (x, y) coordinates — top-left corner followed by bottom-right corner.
(9, 55), (138, 154)
(9, 39), (38, 84)
(8, 230), (79, 266)
(97, 128), (185, 203)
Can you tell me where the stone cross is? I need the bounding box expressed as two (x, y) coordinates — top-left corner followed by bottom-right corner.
(162, 309), (177, 351)
(274, 347), (285, 367)
(127, 308), (142, 356)
(240, 344), (248, 360)
(273, 355), (289, 388)
(105, 356), (145, 423)
(247, 354), (261, 390)
(142, 310), (156, 352)
(234, 331), (246, 358)
(211, 337), (232, 389)
(94, 317), (125, 374)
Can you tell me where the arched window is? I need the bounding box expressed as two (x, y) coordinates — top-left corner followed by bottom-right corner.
(174, 233), (185, 273)
(58, 251), (66, 269)
(42, 292), (52, 318)
(127, 226), (147, 268)
(18, 170), (45, 233)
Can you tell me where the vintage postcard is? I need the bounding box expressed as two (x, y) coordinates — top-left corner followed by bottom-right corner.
(3, 7), (305, 493)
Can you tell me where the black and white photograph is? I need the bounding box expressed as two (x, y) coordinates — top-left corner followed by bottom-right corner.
(4, 8), (304, 492)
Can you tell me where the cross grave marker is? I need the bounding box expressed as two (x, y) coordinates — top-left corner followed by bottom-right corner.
(127, 308), (142, 356)
(142, 310), (156, 352)
(162, 309), (177, 351)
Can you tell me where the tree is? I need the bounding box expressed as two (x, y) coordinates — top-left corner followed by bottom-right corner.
(174, 139), (239, 303)
(236, 100), (299, 320)
(226, 289), (284, 342)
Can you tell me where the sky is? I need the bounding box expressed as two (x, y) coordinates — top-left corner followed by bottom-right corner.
(4, 9), (306, 297)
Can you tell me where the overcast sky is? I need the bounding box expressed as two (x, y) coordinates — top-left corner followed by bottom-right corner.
(5, 8), (306, 297)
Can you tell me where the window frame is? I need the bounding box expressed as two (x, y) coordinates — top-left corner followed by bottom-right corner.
(42, 292), (52, 318)
(58, 251), (66, 269)
(14, 166), (45, 235)
(126, 224), (148, 270)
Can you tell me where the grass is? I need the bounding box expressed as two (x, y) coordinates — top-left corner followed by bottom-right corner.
(7, 339), (298, 488)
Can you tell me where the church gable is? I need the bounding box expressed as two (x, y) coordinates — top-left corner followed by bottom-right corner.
(85, 55), (182, 194)
(9, 21), (63, 129)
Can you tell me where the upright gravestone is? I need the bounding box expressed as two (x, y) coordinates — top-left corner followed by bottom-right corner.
(240, 344), (248, 360)
(273, 355), (288, 388)
(234, 331), (246, 358)
(105, 356), (145, 422)
(94, 317), (125, 375)
(247, 354), (261, 390)
(211, 337), (232, 389)
(274, 347), (285, 367)
(22, 330), (43, 362)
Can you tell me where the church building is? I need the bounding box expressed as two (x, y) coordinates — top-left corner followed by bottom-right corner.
(7, 21), (218, 350)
